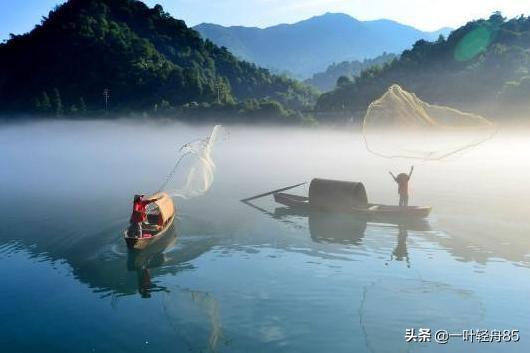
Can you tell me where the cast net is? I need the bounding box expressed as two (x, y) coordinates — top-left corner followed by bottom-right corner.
(159, 125), (227, 199)
(362, 84), (496, 160)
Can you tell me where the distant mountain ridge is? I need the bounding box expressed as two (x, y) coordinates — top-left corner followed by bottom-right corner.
(195, 13), (451, 78)
(306, 52), (397, 91)
(315, 13), (530, 120)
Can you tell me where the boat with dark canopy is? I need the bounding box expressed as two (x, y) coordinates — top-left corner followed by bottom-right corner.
(271, 178), (431, 219)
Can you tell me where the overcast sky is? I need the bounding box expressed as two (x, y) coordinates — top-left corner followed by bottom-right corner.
(2, 0), (530, 41)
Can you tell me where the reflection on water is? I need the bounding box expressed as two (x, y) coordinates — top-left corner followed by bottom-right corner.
(127, 229), (177, 298)
(0, 121), (529, 353)
(392, 225), (410, 265)
(163, 288), (226, 352)
(272, 206), (430, 268)
(360, 278), (485, 353)
(308, 212), (367, 245)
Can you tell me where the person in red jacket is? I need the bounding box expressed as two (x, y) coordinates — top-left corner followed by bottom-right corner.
(129, 194), (161, 238)
(389, 166), (414, 207)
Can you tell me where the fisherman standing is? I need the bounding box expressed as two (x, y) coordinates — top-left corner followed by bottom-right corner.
(389, 166), (414, 207)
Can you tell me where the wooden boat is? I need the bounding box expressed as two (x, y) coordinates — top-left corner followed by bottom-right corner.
(272, 178), (432, 219)
(273, 205), (432, 231)
(274, 192), (431, 219)
(127, 230), (177, 271)
(124, 192), (176, 250)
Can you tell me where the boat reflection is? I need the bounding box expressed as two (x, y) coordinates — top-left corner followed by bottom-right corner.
(123, 229), (227, 350)
(240, 197), (530, 268)
(127, 229), (177, 298)
(273, 206), (430, 264)
(307, 212), (367, 245)
(122, 223), (227, 350)
(7, 217), (216, 300)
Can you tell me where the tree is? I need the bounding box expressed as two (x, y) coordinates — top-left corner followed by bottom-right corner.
(40, 91), (52, 114)
(489, 11), (506, 26)
(159, 99), (171, 111)
(78, 97), (87, 113)
(337, 75), (352, 88)
(215, 77), (235, 104)
(52, 88), (63, 116)
(33, 96), (42, 112)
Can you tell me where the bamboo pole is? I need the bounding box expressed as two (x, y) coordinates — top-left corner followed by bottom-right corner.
(240, 182), (306, 202)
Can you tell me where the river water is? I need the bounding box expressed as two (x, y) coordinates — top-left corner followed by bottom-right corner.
(0, 120), (528, 353)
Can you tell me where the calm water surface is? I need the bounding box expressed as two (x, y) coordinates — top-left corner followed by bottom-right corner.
(0, 120), (529, 353)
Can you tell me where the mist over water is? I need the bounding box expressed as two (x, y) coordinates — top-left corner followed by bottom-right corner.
(0, 119), (529, 353)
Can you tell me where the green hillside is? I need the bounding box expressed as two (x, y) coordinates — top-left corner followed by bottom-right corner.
(305, 53), (396, 91)
(0, 0), (315, 119)
(316, 12), (530, 120)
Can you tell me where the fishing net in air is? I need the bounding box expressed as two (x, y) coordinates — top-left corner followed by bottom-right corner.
(160, 125), (227, 199)
(362, 84), (496, 160)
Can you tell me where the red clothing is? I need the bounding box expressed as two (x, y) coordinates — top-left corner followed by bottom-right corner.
(131, 199), (150, 223)
(396, 174), (410, 195)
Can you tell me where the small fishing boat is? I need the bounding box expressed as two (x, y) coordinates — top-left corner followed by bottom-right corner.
(267, 178), (431, 219)
(274, 192), (431, 219)
(124, 192), (176, 250)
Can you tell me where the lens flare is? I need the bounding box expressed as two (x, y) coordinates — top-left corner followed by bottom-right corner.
(454, 25), (494, 62)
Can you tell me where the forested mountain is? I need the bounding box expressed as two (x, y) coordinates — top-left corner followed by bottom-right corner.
(316, 13), (530, 120)
(0, 0), (314, 118)
(305, 53), (396, 91)
(195, 13), (450, 78)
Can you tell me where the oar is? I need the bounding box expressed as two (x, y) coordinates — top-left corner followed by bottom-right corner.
(241, 199), (276, 217)
(240, 182), (306, 202)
